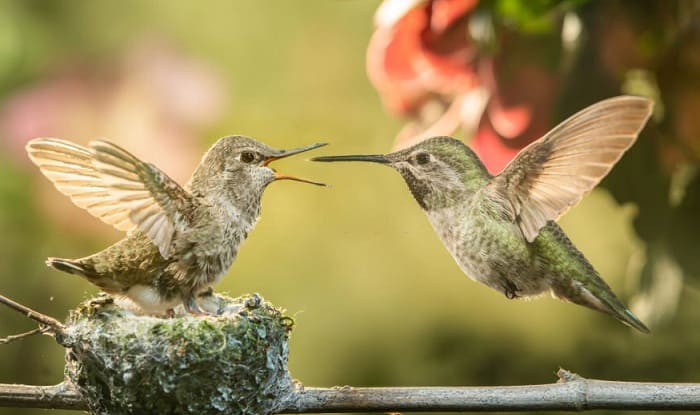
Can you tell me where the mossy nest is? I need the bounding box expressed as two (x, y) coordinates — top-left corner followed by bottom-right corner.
(63, 293), (296, 415)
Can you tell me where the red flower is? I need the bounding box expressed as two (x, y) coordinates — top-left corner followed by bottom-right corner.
(472, 52), (560, 173)
(367, 0), (562, 173)
(368, 0), (479, 115)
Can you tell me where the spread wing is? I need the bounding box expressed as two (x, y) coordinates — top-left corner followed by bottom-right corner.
(26, 138), (193, 258)
(488, 96), (653, 242)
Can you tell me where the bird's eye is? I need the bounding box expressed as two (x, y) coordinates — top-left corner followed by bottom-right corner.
(240, 151), (257, 164)
(415, 152), (431, 165)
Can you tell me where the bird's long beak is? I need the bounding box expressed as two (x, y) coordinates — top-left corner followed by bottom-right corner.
(311, 154), (390, 164)
(265, 142), (327, 187)
(264, 142), (328, 166)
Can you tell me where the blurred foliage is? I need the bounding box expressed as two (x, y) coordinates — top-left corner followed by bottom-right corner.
(0, 1), (698, 415)
(493, 0), (589, 33)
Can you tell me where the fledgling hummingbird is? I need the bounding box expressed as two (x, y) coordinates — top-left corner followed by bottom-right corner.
(313, 96), (653, 332)
(27, 136), (325, 316)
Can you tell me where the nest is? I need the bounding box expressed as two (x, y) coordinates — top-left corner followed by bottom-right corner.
(63, 293), (296, 415)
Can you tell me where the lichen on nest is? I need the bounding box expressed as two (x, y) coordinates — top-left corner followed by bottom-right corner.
(63, 293), (296, 415)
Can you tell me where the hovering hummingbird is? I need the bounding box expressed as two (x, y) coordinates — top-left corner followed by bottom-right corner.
(27, 136), (325, 316)
(313, 96), (653, 332)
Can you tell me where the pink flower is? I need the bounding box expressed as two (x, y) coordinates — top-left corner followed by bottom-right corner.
(0, 41), (228, 232)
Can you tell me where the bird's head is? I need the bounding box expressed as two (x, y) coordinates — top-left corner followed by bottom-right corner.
(191, 135), (325, 201)
(313, 137), (489, 210)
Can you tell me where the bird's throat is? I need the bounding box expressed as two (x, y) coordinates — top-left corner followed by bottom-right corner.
(399, 169), (431, 210)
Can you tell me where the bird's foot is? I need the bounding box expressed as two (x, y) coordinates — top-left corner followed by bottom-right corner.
(184, 294), (215, 317)
(502, 281), (520, 300)
(197, 287), (214, 298)
(195, 287), (226, 314)
(184, 303), (216, 317)
(90, 293), (115, 307)
(187, 309), (215, 317)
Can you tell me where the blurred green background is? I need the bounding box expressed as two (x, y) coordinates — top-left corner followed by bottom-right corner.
(0, 1), (699, 414)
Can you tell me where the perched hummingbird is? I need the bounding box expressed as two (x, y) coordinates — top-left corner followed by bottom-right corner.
(313, 96), (653, 332)
(27, 136), (325, 315)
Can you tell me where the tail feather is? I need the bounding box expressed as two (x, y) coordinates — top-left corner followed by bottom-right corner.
(580, 285), (650, 334)
(592, 289), (650, 334)
(46, 257), (125, 294)
(553, 280), (650, 333)
(619, 308), (650, 334)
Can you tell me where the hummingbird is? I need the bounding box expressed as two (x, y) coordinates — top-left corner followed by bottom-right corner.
(313, 96), (653, 332)
(26, 135), (326, 316)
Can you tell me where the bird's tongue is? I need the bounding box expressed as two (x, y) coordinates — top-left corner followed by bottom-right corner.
(273, 172), (326, 186)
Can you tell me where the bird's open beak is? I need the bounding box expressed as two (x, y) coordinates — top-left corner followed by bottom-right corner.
(264, 142), (327, 186)
(311, 154), (390, 164)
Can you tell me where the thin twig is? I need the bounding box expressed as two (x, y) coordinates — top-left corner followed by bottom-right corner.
(0, 294), (65, 335)
(0, 328), (45, 345)
(1, 370), (699, 412)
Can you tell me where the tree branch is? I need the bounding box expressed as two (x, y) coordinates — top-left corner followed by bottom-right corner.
(0, 328), (45, 345)
(0, 294), (65, 336)
(0, 383), (85, 410)
(1, 370), (699, 412)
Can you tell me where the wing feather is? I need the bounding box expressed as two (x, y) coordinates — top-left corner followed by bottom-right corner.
(489, 96), (653, 242)
(26, 138), (192, 257)
(26, 138), (136, 232)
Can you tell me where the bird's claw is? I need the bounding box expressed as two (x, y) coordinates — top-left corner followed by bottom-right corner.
(198, 287), (214, 298)
(91, 293), (115, 306)
(184, 293), (215, 317)
(502, 281), (520, 299)
(187, 309), (216, 317)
